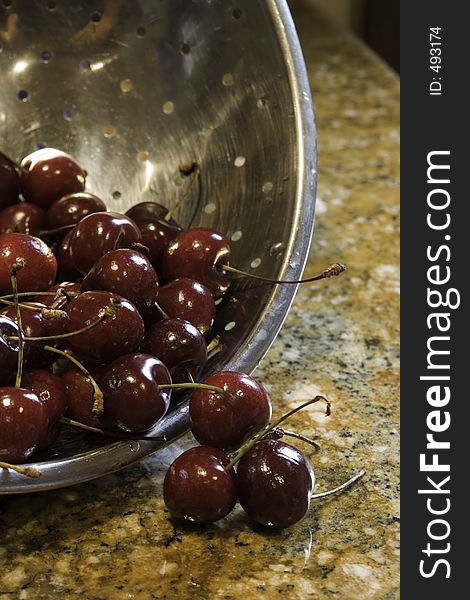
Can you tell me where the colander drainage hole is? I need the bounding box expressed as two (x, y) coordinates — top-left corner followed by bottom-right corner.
(79, 59), (91, 71)
(222, 73), (234, 87)
(234, 155), (246, 167)
(112, 190), (121, 200)
(162, 101), (174, 115)
(250, 258), (262, 269)
(231, 230), (242, 242)
(40, 50), (53, 62)
(180, 43), (191, 55)
(2, 0), (13, 9)
(136, 25), (146, 37)
(224, 321), (236, 332)
(63, 108), (75, 120)
(46, 0), (57, 11)
(16, 90), (29, 101)
(90, 11), (101, 23)
(232, 8), (242, 19)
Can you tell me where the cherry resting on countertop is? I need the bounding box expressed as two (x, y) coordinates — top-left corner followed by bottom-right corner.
(156, 278), (215, 337)
(236, 439), (316, 528)
(82, 248), (159, 313)
(69, 211), (141, 274)
(100, 353), (171, 433)
(161, 228), (231, 298)
(0, 233), (57, 294)
(21, 148), (86, 209)
(0, 387), (49, 463)
(0, 202), (46, 235)
(189, 371), (272, 451)
(64, 290), (145, 364)
(163, 446), (237, 523)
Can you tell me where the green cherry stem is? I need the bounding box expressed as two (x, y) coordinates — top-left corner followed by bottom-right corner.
(10, 263), (25, 389)
(226, 396), (331, 471)
(0, 461), (42, 478)
(222, 262), (346, 285)
(43, 345), (104, 417)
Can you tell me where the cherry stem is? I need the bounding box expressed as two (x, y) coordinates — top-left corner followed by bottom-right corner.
(311, 470), (366, 500)
(43, 345), (104, 417)
(265, 428), (321, 451)
(10, 264), (25, 389)
(0, 298), (68, 321)
(7, 301), (119, 342)
(165, 163), (199, 222)
(38, 223), (75, 236)
(157, 382), (235, 401)
(60, 417), (167, 442)
(222, 262), (346, 285)
(153, 300), (169, 321)
(226, 396), (331, 471)
(0, 290), (80, 301)
(0, 461), (42, 478)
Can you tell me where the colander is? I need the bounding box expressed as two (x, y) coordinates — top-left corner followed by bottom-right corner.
(0, 0), (316, 493)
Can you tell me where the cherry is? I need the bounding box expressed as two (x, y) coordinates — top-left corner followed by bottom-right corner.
(156, 278), (215, 336)
(0, 387), (49, 463)
(0, 202), (46, 235)
(57, 230), (82, 280)
(163, 446), (237, 523)
(161, 228), (231, 299)
(64, 290), (145, 364)
(34, 281), (81, 309)
(0, 151), (21, 209)
(20, 148), (86, 209)
(82, 249), (158, 313)
(142, 318), (207, 385)
(236, 439), (315, 528)
(0, 302), (54, 368)
(189, 371), (272, 451)
(0, 315), (25, 386)
(125, 202), (183, 270)
(0, 233), (57, 295)
(100, 353), (171, 433)
(62, 366), (104, 429)
(69, 211), (142, 274)
(22, 369), (67, 451)
(46, 192), (107, 230)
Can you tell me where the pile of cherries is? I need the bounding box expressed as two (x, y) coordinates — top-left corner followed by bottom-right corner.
(0, 147), (359, 529)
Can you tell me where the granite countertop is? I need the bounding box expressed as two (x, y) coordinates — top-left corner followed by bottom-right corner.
(0, 2), (399, 599)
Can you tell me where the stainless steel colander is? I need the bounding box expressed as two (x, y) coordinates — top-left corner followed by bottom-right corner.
(0, 0), (316, 493)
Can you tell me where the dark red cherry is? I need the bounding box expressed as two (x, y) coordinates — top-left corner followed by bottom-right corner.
(126, 202), (183, 271)
(100, 353), (171, 433)
(82, 249), (158, 313)
(46, 192), (107, 229)
(0, 202), (46, 235)
(0, 315), (26, 386)
(0, 303), (54, 368)
(57, 230), (82, 280)
(161, 228), (231, 298)
(189, 371), (271, 451)
(0, 387), (49, 463)
(65, 291), (145, 364)
(142, 318), (207, 385)
(22, 369), (67, 451)
(0, 233), (57, 295)
(156, 278), (215, 336)
(163, 446), (237, 523)
(62, 366), (104, 429)
(20, 148), (86, 209)
(69, 211), (141, 274)
(236, 439), (316, 528)
(0, 151), (21, 209)
(33, 281), (81, 309)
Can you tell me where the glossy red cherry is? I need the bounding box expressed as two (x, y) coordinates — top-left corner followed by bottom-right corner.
(82, 249), (158, 313)
(20, 148), (86, 209)
(189, 371), (272, 451)
(156, 278), (215, 336)
(0, 202), (46, 235)
(142, 318), (207, 385)
(46, 192), (107, 229)
(57, 230), (82, 280)
(0, 303), (54, 368)
(163, 446), (237, 523)
(65, 291), (145, 364)
(34, 281), (81, 309)
(62, 366), (104, 429)
(0, 151), (21, 209)
(161, 228), (231, 298)
(0, 233), (57, 295)
(0, 387), (49, 463)
(236, 439), (316, 528)
(22, 369), (67, 451)
(126, 202), (183, 271)
(100, 353), (171, 433)
(69, 211), (141, 274)
(0, 315), (26, 386)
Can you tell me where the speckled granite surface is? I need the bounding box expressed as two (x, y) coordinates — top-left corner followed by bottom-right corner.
(0, 3), (399, 599)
